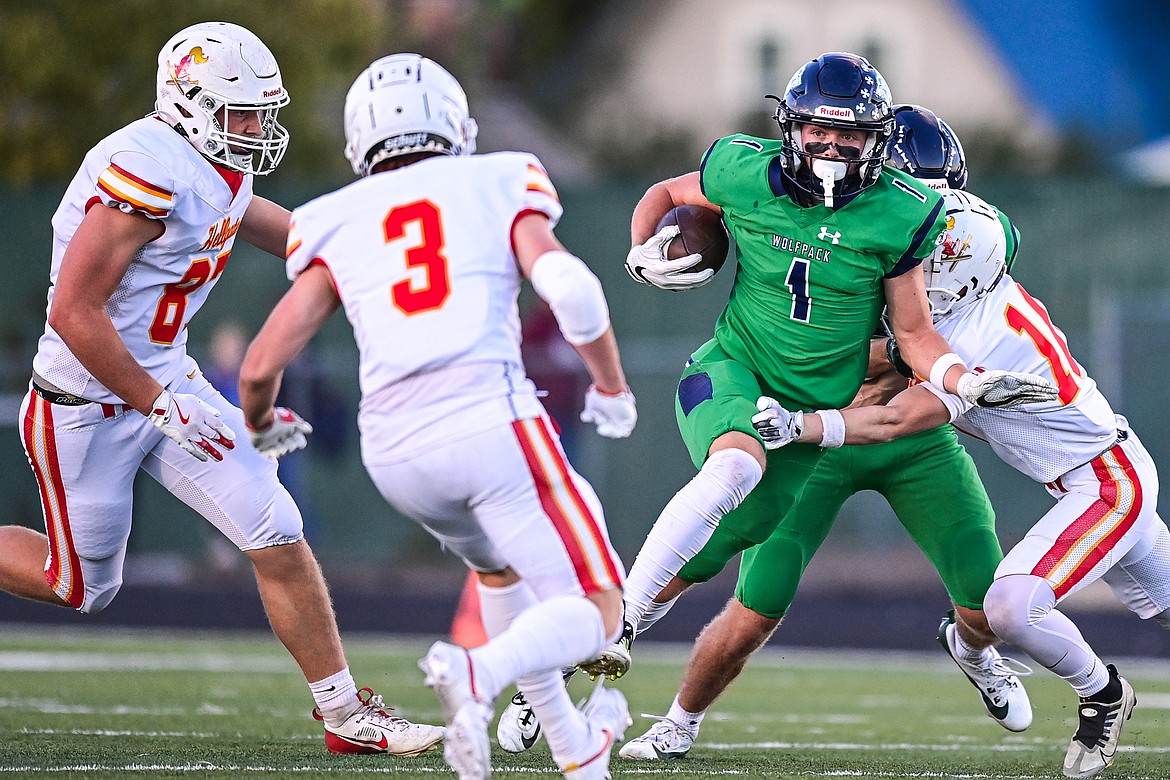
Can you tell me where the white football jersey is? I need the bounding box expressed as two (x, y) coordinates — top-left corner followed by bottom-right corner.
(926, 275), (1118, 483)
(286, 152), (564, 461)
(33, 117), (252, 403)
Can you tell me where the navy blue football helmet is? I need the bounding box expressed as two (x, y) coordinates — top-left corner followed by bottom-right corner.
(771, 52), (895, 206)
(887, 104), (968, 190)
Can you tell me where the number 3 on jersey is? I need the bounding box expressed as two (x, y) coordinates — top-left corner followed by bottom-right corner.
(385, 200), (451, 315)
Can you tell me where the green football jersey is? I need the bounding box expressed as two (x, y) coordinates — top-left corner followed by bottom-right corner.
(700, 134), (947, 410)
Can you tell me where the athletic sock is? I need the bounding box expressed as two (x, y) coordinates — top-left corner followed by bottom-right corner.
(1084, 669), (1123, 703)
(478, 578), (538, 638)
(520, 669), (589, 766)
(635, 595), (679, 635)
(470, 595), (606, 700)
(310, 668), (361, 727)
(666, 695), (705, 735)
(951, 623), (989, 666)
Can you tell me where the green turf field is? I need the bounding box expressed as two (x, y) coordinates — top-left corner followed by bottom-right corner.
(1, 624), (1167, 779)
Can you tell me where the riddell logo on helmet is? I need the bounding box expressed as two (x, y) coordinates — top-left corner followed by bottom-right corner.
(815, 106), (854, 120)
(263, 88), (283, 98)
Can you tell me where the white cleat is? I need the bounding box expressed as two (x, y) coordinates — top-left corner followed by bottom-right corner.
(314, 686), (445, 756)
(497, 667), (577, 753)
(938, 615), (1033, 732)
(562, 681), (632, 779)
(1063, 664), (1137, 779)
(419, 641), (494, 780)
(618, 716), (695, 761)
(497, 690), (542, 753)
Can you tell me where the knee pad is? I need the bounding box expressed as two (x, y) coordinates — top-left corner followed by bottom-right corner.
(78, 575), (122, 614)
(984, 575), (1053, 643)
(703, 448), (764, 509)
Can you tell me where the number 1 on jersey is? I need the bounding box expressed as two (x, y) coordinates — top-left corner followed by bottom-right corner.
(786, 258), (812, 322)
(384, 200), (451, 315)
(1004, 285), (1084, 405)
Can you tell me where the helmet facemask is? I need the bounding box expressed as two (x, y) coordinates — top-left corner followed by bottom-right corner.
(770, 52), (895, 208)
(155, 22), (290, 175)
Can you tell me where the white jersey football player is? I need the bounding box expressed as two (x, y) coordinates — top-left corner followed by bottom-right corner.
(237, 54), (635, 780)
(0, 22), (443, 756)
(753, 177), (1170, 779)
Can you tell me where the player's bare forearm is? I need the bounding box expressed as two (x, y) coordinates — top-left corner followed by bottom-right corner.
(239, 265), (339, 428)
(51, 305), (163, 413)
(631, 172), (717, 244)
(884, 270), (970, 393)
(573, 327), (628, 394)
(240, 196), (292, 259)
(868, 337), (894, 376)
(800, 386), (950, 446)
(49, 203), (166, 413)
(847, 369), (909, 409)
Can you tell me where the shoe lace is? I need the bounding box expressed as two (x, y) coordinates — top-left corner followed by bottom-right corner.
(966, 649), (1031, 684)
(636, 714), (694, 749)
(356, 687), (414, 729)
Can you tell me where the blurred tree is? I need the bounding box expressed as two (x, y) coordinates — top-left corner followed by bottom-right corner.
(0, 0), (391, 184)
(0, 0), (622, 186)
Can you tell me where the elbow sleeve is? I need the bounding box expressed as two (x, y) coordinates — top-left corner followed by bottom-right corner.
(528, 250), (610, 345)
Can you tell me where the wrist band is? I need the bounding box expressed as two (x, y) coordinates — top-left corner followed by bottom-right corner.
(817, 409), (846, 449)
(929, 352), (965, 391)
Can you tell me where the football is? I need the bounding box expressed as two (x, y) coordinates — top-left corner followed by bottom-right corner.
(655, 204), (729, 276)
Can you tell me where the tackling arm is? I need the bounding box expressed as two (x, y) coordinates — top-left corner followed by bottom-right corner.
(752, 384), (953, 449)
(806, 386), (953, 445)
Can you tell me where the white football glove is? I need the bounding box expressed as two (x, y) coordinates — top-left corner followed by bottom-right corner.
(956, 370), (1059, 408)
(580, 386), (637, 438)
(148, 391), (236, 462)
(751, 396), (804, 450)
(248, 407), (314, 458)
(624, 225), (716, 292)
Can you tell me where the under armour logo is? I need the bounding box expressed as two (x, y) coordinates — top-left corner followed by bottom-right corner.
(818, 227), (841, 244)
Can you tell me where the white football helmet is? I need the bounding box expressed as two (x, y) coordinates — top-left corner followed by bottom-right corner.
(155, 22), (290, 175)
(925, 190), (1007, 322)
(344, 53), (478, 176)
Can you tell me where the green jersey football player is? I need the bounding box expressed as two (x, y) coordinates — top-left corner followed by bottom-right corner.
(581, 52), (1056, 683)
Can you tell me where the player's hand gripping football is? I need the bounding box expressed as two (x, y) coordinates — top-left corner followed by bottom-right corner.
(580, 385), (637, 438)
(248, 407), (314, 458)
(148, 391), (236, 462)
(956, 370), (1059, 408)
(751, 396), (805, 450)
(625, 225), (716, 291)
